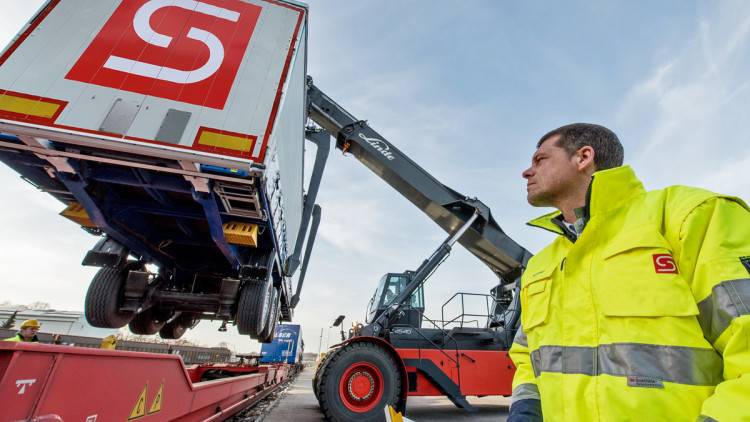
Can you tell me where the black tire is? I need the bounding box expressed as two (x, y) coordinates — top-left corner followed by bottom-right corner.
(236, 277), (273, 337)
(314, 349), (337, 402)
(84, 262), (142, 328)
(318, 342), (402, 422)
(128, 306), (168, 335)
(159, 313), (193, 340)
(258, 287), (280, 343)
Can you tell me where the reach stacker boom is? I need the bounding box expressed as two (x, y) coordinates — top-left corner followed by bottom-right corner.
(303, 81), (532, 421)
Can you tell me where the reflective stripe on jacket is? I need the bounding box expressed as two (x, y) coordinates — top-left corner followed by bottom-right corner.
(509, 165), (750, 422)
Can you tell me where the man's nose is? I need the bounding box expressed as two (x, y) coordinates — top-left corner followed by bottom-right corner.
(522, 167), (533, 179)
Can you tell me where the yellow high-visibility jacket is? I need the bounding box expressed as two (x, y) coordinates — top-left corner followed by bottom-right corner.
(3, 333), (37, 342)
(509, 165), (750, 422)
(3, 334), (23, 341)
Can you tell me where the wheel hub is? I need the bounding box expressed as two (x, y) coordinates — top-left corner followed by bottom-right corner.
(347, 371), (375, 401)
(338, 360), (385, 413)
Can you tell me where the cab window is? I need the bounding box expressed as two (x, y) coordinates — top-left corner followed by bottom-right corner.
(381, 275), (408, 306)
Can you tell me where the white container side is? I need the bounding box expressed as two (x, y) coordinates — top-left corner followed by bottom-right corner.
(0, 0), (308, 171)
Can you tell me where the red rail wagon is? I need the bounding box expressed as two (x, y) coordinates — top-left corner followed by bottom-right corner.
(0, 341), (292, 421)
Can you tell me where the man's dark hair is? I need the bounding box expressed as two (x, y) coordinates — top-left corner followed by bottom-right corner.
(538, 123), (624, 170)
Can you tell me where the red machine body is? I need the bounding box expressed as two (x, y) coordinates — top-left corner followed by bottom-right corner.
(314, 333), (516, 421)
(397, 348), (515, 397)
(0, 342), (294, 422)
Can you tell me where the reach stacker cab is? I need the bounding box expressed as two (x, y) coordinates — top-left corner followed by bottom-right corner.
(313, 214), (528, 422)
(366, 273), (425, 328)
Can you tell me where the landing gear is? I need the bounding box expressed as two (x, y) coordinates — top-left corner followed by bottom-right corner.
(85, 261), (143, 328)
(317, 342), (402, 422)
(236, 276), (273, 338)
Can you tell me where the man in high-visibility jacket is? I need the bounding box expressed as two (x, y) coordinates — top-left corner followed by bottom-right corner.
(508, 123), (750, 421)
(4, 319), (41, 342)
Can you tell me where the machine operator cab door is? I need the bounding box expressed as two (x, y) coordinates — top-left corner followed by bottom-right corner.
(365, 273), (425, 328)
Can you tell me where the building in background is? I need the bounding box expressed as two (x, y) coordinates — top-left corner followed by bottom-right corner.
(0, 308), (118, 337)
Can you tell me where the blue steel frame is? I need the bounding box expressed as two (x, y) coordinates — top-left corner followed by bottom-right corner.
(0, 133), (280, 283)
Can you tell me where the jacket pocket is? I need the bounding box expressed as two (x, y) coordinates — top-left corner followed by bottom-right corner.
(521, 266), (555, 329)
(600, 225), (698, 317)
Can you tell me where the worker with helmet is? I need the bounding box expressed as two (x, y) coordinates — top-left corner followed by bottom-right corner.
(508, 123), (750, 421)
(4, 319), (41, 342)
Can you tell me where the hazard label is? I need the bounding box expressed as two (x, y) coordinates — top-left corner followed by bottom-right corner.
(148, 381), (163, 415)
(128, 381), (163, 420)
(128, 383), (148, 421)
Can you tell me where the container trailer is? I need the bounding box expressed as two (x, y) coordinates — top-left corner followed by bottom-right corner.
(259, 323), (303, 364)
(0, 341), (295, 421)
(0, 0), (317, 342)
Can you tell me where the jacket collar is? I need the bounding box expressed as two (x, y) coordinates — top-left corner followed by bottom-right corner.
(14, 332), (38, 342)
(587, 165), (645, 216)
(527, 165), (646, 236)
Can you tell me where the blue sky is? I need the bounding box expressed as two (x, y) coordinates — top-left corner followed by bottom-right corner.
(1, 0), (749, 353)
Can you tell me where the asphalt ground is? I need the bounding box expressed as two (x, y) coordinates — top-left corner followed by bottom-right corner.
(259, 367), (509, 422)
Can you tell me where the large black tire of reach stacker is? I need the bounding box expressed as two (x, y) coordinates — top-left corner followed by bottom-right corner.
(128, 306), (168, 335)
(159, 313), (193, 340)
(313, 349), (337, 402)
(318, 341), (402, 422)
(236, 277), (273, 338)
(85, 261), (143, 328)
(258, 287), (280, 343)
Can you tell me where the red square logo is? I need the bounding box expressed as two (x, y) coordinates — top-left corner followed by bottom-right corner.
(653, 254), (679, 274)
(65, 0), (262, 109)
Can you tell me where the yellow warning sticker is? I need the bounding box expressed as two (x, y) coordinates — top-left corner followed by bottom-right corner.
(128, 383), (148, 421)
(0, 93), (61, 118)
(196, 129), (256, 152)
(148, 381), (163, 415)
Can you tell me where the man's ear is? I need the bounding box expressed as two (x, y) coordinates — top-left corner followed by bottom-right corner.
(576, 146), (596, 172)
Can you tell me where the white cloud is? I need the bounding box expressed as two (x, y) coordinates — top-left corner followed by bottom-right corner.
(616, 1), (750, 201)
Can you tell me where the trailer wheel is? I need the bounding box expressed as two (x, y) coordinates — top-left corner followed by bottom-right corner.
(319, 342), (401, 422)
(258, 287), (280, 343)
(85, 261), (142, 328)
(236, 277), (273, 337)
(128, 306), (168, 335)
(159, 313), (193, 340)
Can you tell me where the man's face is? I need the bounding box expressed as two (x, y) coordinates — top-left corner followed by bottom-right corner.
(522, 136), (581, 208)
(20, 326), (39, 340)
